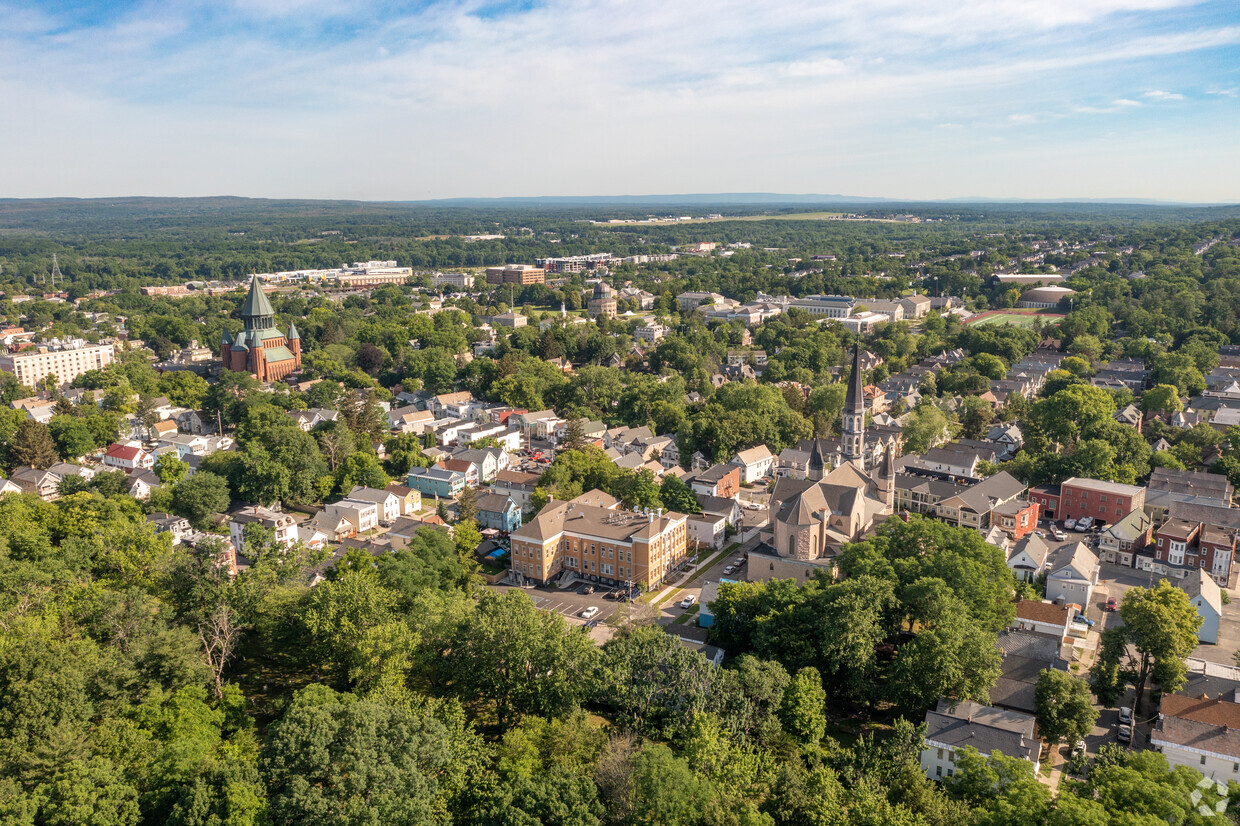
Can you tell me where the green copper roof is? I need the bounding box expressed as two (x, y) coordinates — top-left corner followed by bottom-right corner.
(263, 346), (296, 364)
(240, 276), (275, 319)
(287, 322), (299, 340)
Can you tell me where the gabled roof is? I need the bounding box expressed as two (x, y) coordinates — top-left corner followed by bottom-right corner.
(1048, 542), (1099, 580)
(924, 699), (1038, 761)
(105, 443), (145, 461)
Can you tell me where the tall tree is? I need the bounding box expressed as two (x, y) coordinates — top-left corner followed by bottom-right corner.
(9, 418), (57, 469)
(1034, 669), (1098, 750)
(1093, 580), (1201, 715)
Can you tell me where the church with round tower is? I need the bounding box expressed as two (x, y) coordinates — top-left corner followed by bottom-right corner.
(220, 276), (302, 383)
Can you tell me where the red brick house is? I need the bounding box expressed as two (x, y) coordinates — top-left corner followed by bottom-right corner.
(1143, 518), (1239, 587)
(690, 464), (741, 500)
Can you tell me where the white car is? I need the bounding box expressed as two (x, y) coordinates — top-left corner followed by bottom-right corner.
(1051, 527), (1066, 541)
(1119, 706), (1133, 725)
(1064, 518), (1077, 531)
(1077, 516), (1094, 531)
(679, 595), (697, 609)
(722, 566), (736, 576)
(579, 606), (599, 619)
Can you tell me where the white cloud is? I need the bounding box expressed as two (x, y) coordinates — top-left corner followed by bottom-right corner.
(1113, 98), (1143, 106)
(1144, 89), (1185, 100)
(1207, 87), (1238, 97)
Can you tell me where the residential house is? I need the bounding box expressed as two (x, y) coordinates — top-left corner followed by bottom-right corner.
(697, 494), (743, 528)
(731, 445), (775, 484)
(1114, 403), (1143, 431)
(0, 477), (21, 496)
(689, 464), (741, 500)
(453, 447), (507, 483)
(388, 405), (436, 434)
(920, 699), (1040, 782)
(1151, 693), (1240, 780)
(687, 513), (727, 549)
(347, 486), (402, 523)
(126, 470), (161, 500)
(300, 511), (352, 547)
(1142, 518), (1239, 587)
(1045, 542), (1100, 607)
(1180, 569), (1223, 644)
(994, 497), (1040, 539)
(991, 628), (1071, 714)
(103, 443), (154, 472)
(1006, 533), (1051, 583)
(474, 492), (523, 533)
(384, 483), (422, 516)
(325, 498), (380, 535)
(288, 408), (339, 432)
(150, 419), (179, 441)
(147, 512), (192, 545)
(10, 466), (62, 500)
(229, 506), (297, 553)
(1011, 599), (1083, 640)
(985, 423), (1024, 459)
(407, 466), (467, 498)
(490, 469), (542, 512)
(1098, 508), (1154, 567)
(933, 471), (1027, 532)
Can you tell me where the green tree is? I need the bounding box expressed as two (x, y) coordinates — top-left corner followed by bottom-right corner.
(780, 666), (827, 745)
(900, 404), (954, 454)
(154, 454), (189, 485)
(48, 415), (96, 460)
(260, 686), (452, 826)
(1093, 580), (1201, 715)
(1034, 669), (1098, 750)
(1141, 383), (1183, 415)
(9, 418), (57, 469)
(659, 475), (700, 515)
(444, 590), (597, 729)
(172, 471), (231, 529)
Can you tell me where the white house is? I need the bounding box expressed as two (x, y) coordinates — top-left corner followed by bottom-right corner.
(1045, 542), (1100, 607)
(1006, 533), (1051, 583)
(730, 445), (775, 484)
(1180, 569), (1223, 644)
(229, 506), (297, 554)
(103, 443), (155, 472)
(920, 699), (1041, 782)
(346, 486), (402, 524)
(325, 498), (380, 535)
(687, 513), (728, 549)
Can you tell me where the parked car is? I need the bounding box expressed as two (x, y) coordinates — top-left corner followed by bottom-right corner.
(722, 566), (736, 576)
(679, 595), (697, 609)
(1119, 706), (1133, 725)
(580, 584), (595, 595)
(1074, 613), (1095, 627)
(1064, 518), (1077, 531)
(733, 557), (745, 567)
(579, 606), (599, 619)
(1106, 596), (1118, 612)
(1117, 723), (1132, 743)
(1051, 527), (1066, 541)
(1071, 739), (1087, 756)
(1078, 516), (1095, 531)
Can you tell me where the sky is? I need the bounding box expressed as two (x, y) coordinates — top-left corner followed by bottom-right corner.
(1, 0), (1238, 202)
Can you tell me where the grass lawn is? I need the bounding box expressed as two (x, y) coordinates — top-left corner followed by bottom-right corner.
(672, 605), (700, 625)
(966, 310), (1064, 328)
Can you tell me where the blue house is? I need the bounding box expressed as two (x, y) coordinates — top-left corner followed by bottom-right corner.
(475, 492), (523, 533)
(407, 466), (466, 498)
(1181, 569), (1223, 645)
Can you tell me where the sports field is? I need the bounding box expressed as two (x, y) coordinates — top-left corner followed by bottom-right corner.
(965, 310), (1064, 328)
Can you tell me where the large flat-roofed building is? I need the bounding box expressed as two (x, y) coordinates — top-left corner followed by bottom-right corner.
(0, 338), (114, 388)
(485, 265), (545, 285)
(789, 294), (857, 318)
(509, 491), (687, 588)
(1058, 477), (1145, 525)
(433, 272), (475, 289)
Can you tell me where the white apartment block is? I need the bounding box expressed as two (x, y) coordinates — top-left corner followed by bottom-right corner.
(0, 339), (114, 388)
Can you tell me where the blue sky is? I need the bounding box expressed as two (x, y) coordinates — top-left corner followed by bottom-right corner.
(2, 0), (1238, 201)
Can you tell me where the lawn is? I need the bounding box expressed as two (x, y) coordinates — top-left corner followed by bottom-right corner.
(965, 310), (1064, 329)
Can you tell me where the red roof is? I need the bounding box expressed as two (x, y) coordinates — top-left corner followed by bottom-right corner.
(105, 444), (144, 461)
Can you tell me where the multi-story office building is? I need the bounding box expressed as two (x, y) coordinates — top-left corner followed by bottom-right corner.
(509, 491), (688, 587)
(485, 265), (546, 285)
(0, 338), (114, 388)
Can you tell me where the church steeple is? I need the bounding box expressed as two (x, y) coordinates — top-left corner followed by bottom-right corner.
(842, 343), (866, 463)
(240, 276), (275, 331)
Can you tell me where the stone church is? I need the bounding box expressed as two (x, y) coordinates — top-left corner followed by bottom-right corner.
(754, 343), (898, 581)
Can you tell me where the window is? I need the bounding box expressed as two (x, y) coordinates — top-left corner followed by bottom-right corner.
(1202, 755), (1208, 765)
(937, 748), (943, 759)
(936, 766), (942, 778)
